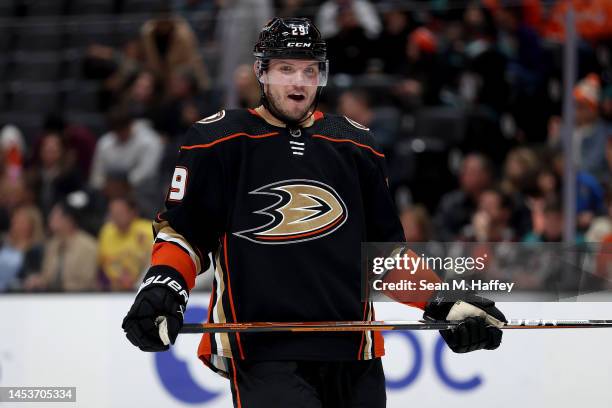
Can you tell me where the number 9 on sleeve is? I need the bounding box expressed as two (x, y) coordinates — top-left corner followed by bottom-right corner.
(168, 166), (188, 202)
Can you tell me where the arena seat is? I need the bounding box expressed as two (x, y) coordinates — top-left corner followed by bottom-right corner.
(67, 0), (115, 15)
(6, 81), (61, 113)
(8, 51), (63, 82)
(14, 21), (64, 51)
(63, 80), (101, 112)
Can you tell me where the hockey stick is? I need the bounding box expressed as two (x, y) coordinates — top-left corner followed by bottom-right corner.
(178, 319), (612, 334)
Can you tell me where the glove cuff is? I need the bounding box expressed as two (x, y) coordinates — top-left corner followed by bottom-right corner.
(423, 288), (478, 321)
(138, 265), (190, 306)
(424, 289), (502, 322)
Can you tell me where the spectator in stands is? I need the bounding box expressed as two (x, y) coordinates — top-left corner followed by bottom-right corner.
(399, 205), (432, 242)
(544, 0), (612, 43)
(494, 2), (546, 140)
(502, 147), (539, 196)
(501, 147), (539, 236)
(376, 9), (411, 75)
(523, 196), (585, 243)
(233, 64), (261, 109)
(84, 39), (144, 111)
(316, 0), (381, 39)
(216, 0), (272, 107)
(0, 174), (32, 235)
(141, 5), (209, 91)
(549, 151), (606, 232)
(434, 19), (469, 102)
(26, 132), (83, 219)
(0, 126), (28, 234)
(574, 74), (611, 180)
(586, 187), (612, 243)
(575, 171), (605, 231)
(536, 166), (559, 199)
(158, 67), (217, 138)
(495, 3), (543, 83)
(394, 27), (445, 107)
(0, 125), (25, 181)
(30, 113), (97, 178)
(79, 173), (136, 237)
(462, 2), (509, 113)
(324, 3), (376, 75)
(434, 153), (494, 240)
(157, 68), (220, 188)
(89, 107), (163, 213)
(98, 196), (152, 291)
(461, 188), (516, 242)
(23, 193), (98, 291)
(337, 89), (399, 150)
(550, 74), (611, 182)
(0, 205), (44, 292)
(120, 70), (162, 122)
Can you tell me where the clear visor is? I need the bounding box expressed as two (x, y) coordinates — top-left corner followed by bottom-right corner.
(256, 59), (329, 87)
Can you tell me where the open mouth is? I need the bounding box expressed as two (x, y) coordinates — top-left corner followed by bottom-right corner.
(287, 93), (306, 102)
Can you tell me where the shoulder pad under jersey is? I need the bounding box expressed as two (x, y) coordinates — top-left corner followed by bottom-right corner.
(317, 113), (380, 154)
(186, 109), (269, 147)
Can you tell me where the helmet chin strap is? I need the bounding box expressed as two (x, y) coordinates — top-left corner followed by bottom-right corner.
(259, 82), (322, 128)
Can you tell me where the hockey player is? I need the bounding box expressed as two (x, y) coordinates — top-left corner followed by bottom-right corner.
(123, 17), (506, 408)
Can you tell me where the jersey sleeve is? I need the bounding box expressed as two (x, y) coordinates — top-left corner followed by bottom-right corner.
(359, 134), (441, 309)
(360, 136), (405, 243)
(151, 124), (228, 290)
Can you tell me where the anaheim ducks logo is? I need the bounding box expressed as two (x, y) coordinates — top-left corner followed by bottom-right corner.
(234, 179), (348, 244)
(197, 110), (225, 124)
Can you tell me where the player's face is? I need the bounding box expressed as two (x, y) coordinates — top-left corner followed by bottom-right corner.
(264, 59), (319, 122)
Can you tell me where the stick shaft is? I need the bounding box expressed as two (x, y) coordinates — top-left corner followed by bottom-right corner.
(179, 319), (612, 334)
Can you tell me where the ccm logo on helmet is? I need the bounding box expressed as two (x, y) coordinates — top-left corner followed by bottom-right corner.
(235, 179), (348, 245)
(287, 42), (312, 47)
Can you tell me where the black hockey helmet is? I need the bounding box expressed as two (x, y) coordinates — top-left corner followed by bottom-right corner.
(253, 18), (328, 126)
(253, 17), (327, 62)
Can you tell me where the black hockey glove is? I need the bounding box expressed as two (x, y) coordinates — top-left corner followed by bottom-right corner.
(122, 266), (189, 352)
(423, 291), (506, 353)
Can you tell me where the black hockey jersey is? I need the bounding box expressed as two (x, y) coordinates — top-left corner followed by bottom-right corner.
(150, 107), (406, 377)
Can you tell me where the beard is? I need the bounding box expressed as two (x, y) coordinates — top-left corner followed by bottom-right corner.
(265, 85), (316, 123)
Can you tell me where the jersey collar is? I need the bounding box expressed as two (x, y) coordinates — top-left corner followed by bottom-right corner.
(250, 106), (323, 128)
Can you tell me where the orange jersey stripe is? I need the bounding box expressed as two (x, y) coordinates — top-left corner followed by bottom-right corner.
(181, 132), (279, 150)
(312, 134), (385, 158)
(373, 331), (385, 357)
(151, 242), (197, 289)
(231, 358), (243, 408)
(357, 302), (369, 360)
(402, 300), (428, 310)
(223, 234), (246, 359)
(198, 333), (212, 357)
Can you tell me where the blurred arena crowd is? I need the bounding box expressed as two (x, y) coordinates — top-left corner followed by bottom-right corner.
(0, 0), (611, 293)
